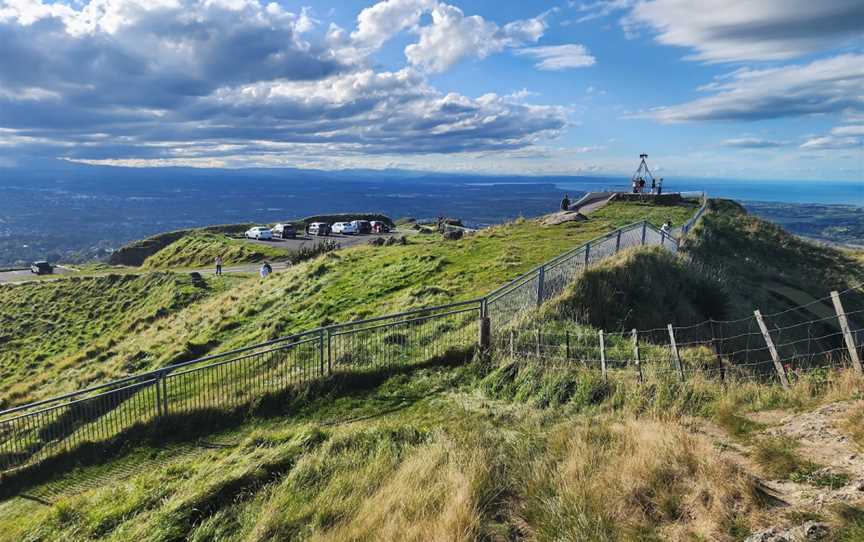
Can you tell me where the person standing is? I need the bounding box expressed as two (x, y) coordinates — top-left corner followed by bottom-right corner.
(561, 193), (571, 211)
(260, 262), (271, 278)
(215, 255), (223, 276)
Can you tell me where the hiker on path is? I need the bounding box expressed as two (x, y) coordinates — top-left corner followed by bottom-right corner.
(660, 221), (671, 237)
(260, 262), (272, 278)
(657, 178), (663, 195)
(651, 179), (656, 194)
(215, 255), (223, 276)
(561, 194), (570, 211)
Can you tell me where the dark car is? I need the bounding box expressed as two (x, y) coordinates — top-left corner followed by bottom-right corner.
(351, 220), (372, 234)
(30, 261), (53, 275)
(307, 222), (331, 236)
(271, 223), (296, 239)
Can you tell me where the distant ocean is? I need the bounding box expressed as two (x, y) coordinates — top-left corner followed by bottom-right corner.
(554, 178), (864, 206)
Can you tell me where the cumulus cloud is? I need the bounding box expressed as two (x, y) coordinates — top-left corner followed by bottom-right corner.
(624, 0), (864, 63)
(720, 137), (786, 149)
(636, 54), (864, 123)
(0, 0), (569, 164)
(514, 44), (596, 71)
(403, 3), (547, 73)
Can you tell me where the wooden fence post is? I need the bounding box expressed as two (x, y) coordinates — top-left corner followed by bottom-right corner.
(565, 331), (571, 360)
(667, 324), (684, 381)
(632, 329), (643, 383)
(754, 310), (790, 388)
(478, 317), (491, 351)
(510, 330), (515, 359)
(599, 330), (607, 382)
(535, 329), (542, 357)
(831, 291), (863, 374)
(615, 229), (622, 253)
(536, 267), (545, 307)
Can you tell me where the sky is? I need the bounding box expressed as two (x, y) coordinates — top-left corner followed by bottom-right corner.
(0, 0), (862, 180)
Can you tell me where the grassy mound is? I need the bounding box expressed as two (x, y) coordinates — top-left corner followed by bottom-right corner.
(539, 246), (728, 331)
(0, 272), (239, 406)
(141, 233), (292, 269)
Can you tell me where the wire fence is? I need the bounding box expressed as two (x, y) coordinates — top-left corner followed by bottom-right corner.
(0, 195), (703, 475)
(496, 286), (864, 387)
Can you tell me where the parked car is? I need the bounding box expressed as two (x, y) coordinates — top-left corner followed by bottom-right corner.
(351, 220), (372, 234)
(370, 220), (390, 234)
(331, 222), (358, 235)
(308, 222), (330, 236)
(30, 261), (53, 275)
(245, 226), (273, 240)
(271, 223), (296, 239)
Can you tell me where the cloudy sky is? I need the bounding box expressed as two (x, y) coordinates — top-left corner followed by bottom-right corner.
(0, 0), (862, 180)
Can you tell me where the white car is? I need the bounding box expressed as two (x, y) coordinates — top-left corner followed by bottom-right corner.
(245, 226), (273, 240)
(331, 222), (358, 235)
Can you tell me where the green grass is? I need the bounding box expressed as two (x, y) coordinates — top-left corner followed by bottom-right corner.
(6, 201), (695, 406)
(0, 272), (244, 406)
(142, 233), (293, 269)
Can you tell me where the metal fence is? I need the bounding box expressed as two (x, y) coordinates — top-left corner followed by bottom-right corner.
(0, 199), (704, 475)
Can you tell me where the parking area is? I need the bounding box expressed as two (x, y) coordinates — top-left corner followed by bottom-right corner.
(240, 230), (405, 250)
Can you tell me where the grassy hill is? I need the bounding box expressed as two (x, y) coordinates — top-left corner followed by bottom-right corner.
(0, 273), (245, 407)
(5, 199), (864, 541)
(4, 201), (697, 407)
(141, 233), (293, 269)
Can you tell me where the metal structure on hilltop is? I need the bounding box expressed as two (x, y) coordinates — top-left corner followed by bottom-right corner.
(631, 153), (656, 186)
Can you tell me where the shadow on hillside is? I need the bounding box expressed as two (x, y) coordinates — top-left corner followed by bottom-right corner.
(0, 349), (473, 502)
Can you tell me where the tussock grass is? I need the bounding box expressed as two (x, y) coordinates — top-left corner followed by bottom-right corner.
(142, 233), (293, 269)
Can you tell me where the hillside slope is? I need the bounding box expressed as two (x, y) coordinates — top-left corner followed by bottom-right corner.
(8, 201), (696, 406)
(0, 273), (242, 407)
(4, 200), (864, 541)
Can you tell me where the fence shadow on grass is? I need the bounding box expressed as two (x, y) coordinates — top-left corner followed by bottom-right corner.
(0, 347), (473, 501)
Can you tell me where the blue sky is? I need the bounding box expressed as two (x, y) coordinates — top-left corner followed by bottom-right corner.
(0, 0), (862, 180)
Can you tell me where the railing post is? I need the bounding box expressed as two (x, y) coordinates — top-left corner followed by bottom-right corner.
(641, 221), (647, 244)
(161, 372), (169, 416)
(754, 310), (790, 388)
(154, 373), (164, 418)
(327, 330), (333, 375)
(535, 328), (541, 357)
(668, 324), (684, 382)
(510, 330), (515, 359)
(632, 329), (642, 383)
(615, 229), (622, 253)
(831, 291), (863, 372)
(478, 315), (491, 351)
(599, 330), (607, 383)
(319, 330), (325, 377)
(584, 242), (591, 266)
(536, 267), (545, 307)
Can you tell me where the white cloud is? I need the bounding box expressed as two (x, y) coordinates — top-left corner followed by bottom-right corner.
(799, 124), (864, 150)
(514, 44), (596, 71)
(624, 0), (864, 63)
(637, 54), (864, 123)
(404, 3), (547, 73)
(720, 137), (786, 149)
(350, 0), (435, 51)
(0, 0), (569, 165)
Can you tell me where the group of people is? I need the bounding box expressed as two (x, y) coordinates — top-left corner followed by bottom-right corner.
(632, 177), (663, 195)
(214, 255), (272, 278)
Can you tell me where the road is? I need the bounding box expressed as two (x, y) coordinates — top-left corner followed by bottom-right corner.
(0, 231), (406, 286)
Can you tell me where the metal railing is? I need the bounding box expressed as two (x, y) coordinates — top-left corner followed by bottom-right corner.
(0, 200), (707, 475)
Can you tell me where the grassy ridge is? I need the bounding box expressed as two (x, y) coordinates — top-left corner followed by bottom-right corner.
(0, 273), (244, 406)
(142, 233), (292, 269)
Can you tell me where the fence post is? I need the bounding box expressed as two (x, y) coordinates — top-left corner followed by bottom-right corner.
(327, 330), (333, 375)
(831, 291), (863, 373)
(535, 329), (541, 357)
(641, 221), (647, 245)
(584, 242), (591, 266)
(154, 373), (164, 418)
(615, 229), (622, 253)
(510, 330), (515, 359)
(599, 330), (607, 383)
(161, 373), (169, 416)
(536, 267), (545, 307)
(632, 329), (642, 383)
(478, 316), (491, 351)
(667, 324), (684, 382)
(754, 310), (790, 388)
(565, 331), (571, 360)
(319, 330), (325, 376)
